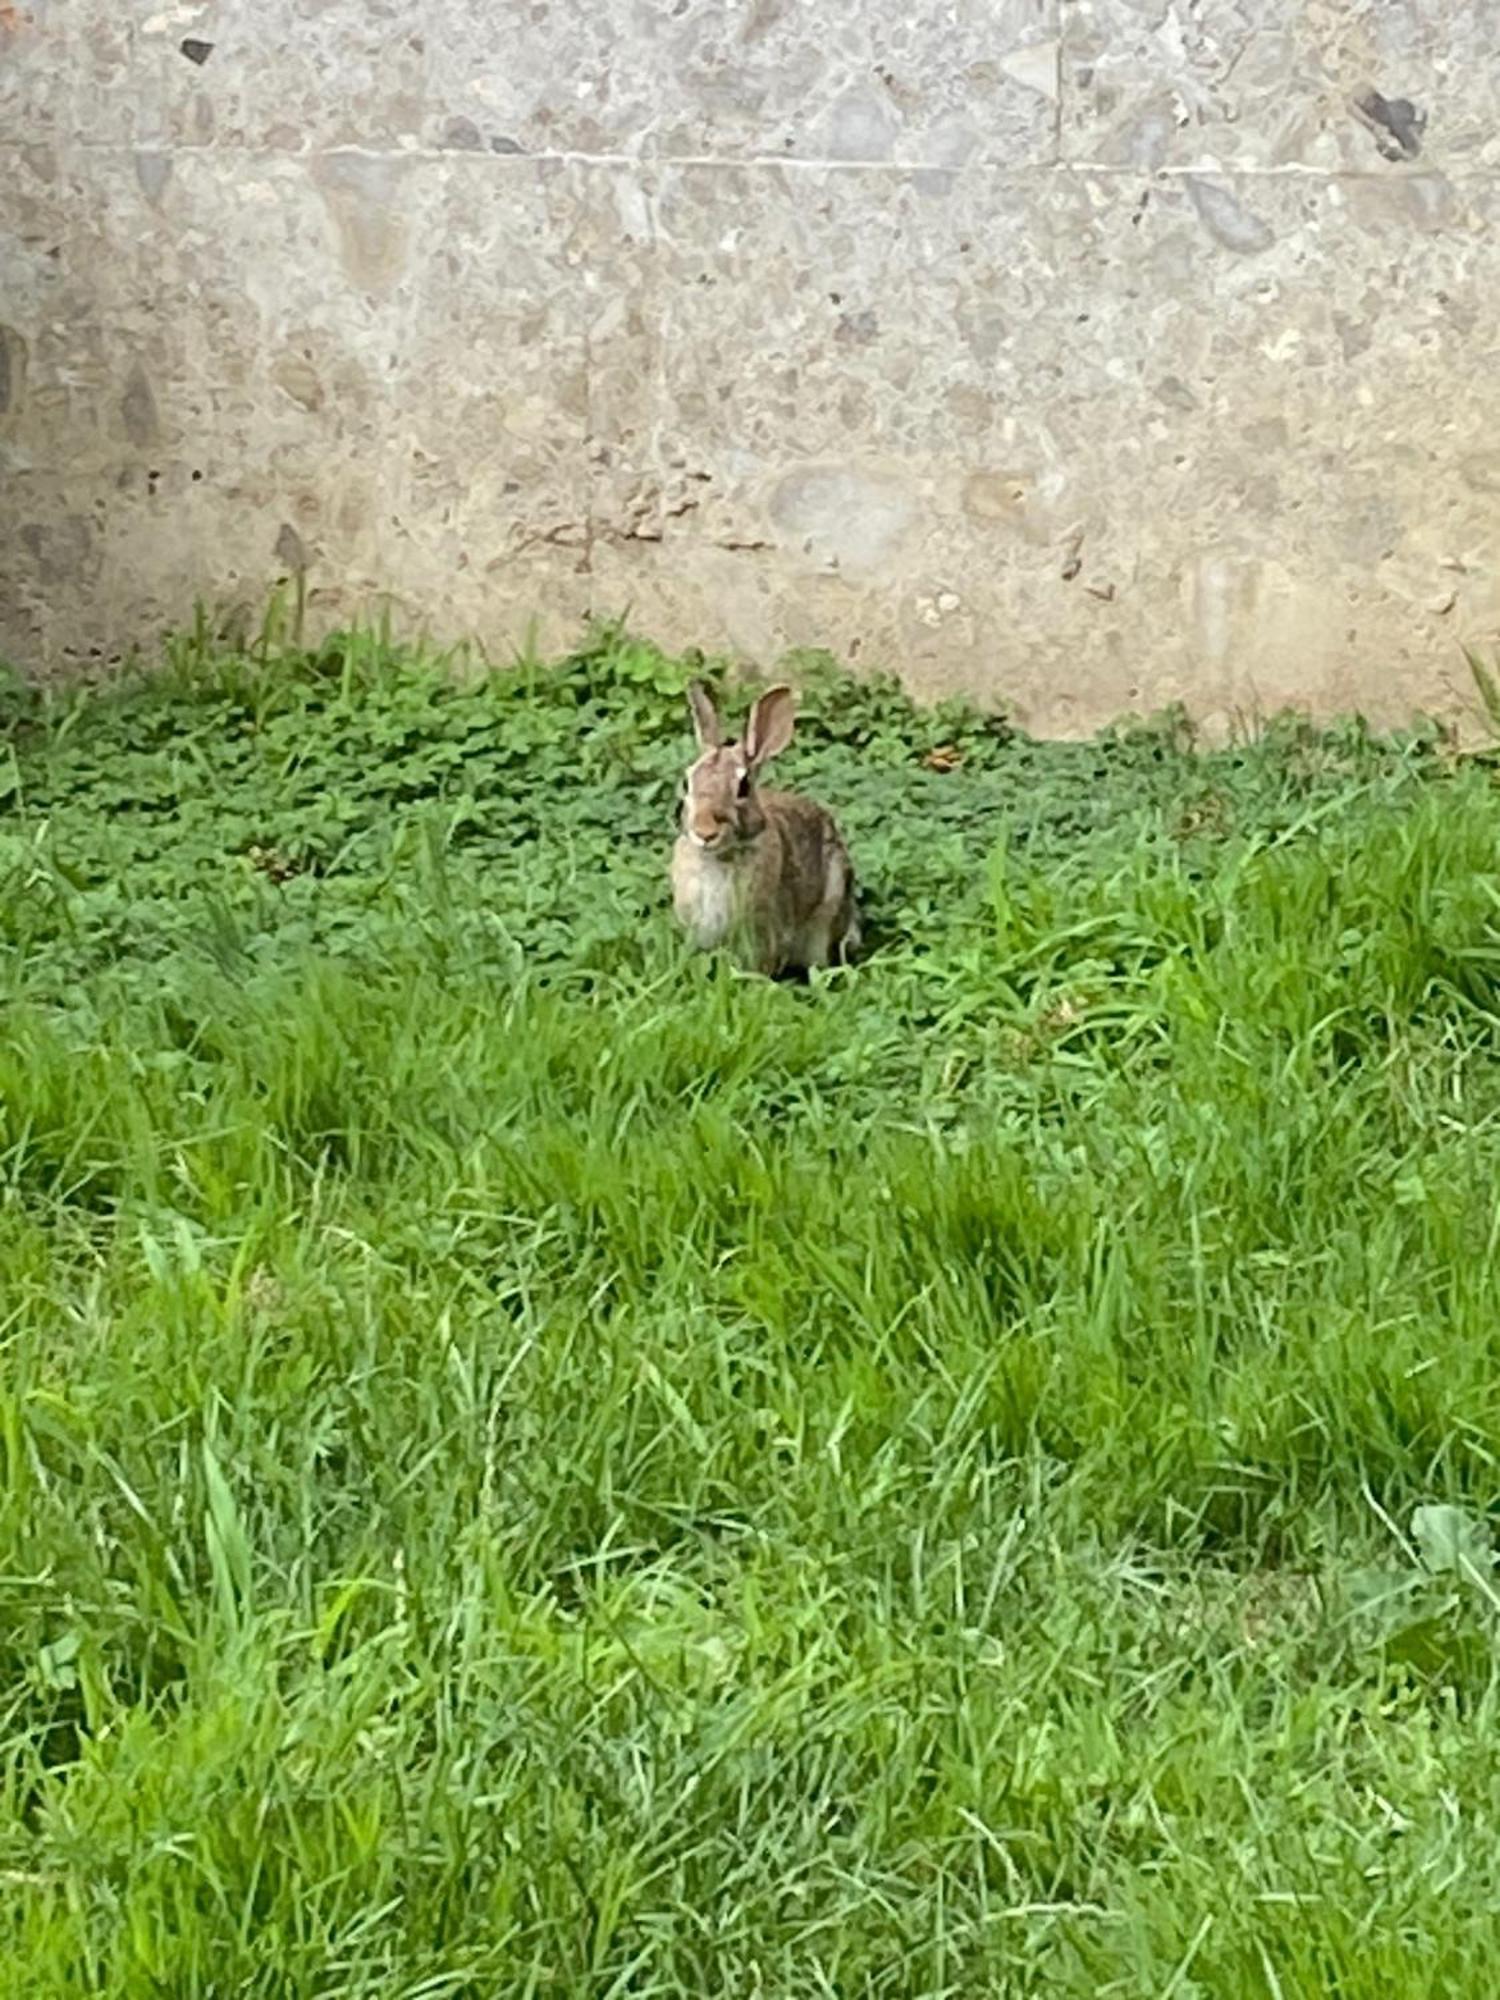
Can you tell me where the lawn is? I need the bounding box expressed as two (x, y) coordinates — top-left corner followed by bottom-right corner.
(4, 617), (1500, 1994)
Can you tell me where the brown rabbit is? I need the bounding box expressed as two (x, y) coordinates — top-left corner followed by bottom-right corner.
(671, 681), (860, 977)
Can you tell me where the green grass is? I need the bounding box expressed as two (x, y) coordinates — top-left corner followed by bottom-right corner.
(4, 616), (1500, 1993)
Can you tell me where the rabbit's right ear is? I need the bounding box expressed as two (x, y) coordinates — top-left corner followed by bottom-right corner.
(687, 681), (723, 749)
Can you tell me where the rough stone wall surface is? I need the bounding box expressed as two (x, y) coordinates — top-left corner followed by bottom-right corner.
(2, 0), (1498, 732)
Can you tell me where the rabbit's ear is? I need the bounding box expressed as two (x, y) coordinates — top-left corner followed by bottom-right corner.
(744, 685), (797, 768)
(687, 681), (723, 749)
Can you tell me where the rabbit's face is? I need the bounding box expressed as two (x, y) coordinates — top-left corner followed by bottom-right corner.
(679, 682), (793, 857)
(682, 743), (767, 855)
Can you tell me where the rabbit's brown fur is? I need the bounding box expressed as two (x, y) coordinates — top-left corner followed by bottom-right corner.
(671, 683), (860, 977)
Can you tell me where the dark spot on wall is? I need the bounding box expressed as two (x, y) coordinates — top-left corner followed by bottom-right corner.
(0, 323), (27, 418)
(443, 116), (483, 150)
(1353, 89), (1426, 162)
(274, 522), (307, 570)
(19, 515), (100, 585)
(121, 363), (160, 447)
(180, 37), (213, 64)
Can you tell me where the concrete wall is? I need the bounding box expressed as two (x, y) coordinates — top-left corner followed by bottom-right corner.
(3, 1), (1498, 734)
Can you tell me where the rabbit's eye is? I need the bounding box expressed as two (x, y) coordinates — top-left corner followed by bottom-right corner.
(736, 771), (751, 799)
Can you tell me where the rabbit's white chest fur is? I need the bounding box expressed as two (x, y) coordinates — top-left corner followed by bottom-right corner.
(671, 840), (741, 948)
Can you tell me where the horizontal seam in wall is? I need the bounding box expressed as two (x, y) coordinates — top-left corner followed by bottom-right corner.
(0, 141), (1493, 182)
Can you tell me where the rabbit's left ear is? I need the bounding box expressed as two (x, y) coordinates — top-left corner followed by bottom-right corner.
(744, 685), (796, 768)
(687, 681), (723, 749)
